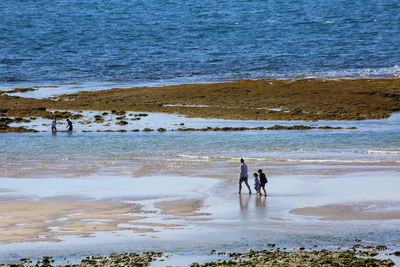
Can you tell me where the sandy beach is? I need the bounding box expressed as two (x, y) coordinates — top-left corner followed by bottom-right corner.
(0, 79), (399, 265)
(0, 169), (399, 264)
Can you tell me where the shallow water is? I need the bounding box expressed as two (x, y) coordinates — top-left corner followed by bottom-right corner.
(2, 113), (400, 179)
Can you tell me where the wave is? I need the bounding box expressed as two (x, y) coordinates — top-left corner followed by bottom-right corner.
(176, 154), (231, 161)
(176, 154), (400, 164)
(262, 65), (400, 80)
(285, 159), (400, 164)
(368, 150), (400, 155)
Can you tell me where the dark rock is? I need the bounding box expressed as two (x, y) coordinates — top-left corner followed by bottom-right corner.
(115, 111), (126, 115)
(135, 113), (149, 117)
(70, 114), (83, 120)
(116, 121), (128, 125)
(375, 245), (387, 251)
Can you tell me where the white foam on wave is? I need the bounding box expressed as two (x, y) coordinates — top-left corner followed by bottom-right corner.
(176, 154), (231, 161)
(285, 159), (400, 164)
(175, 154), (400, 164)
(368, 150), (400, 155)
(263, 65), (400, 80)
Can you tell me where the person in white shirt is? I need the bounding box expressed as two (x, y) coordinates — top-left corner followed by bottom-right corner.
(238, 158), (252, 194)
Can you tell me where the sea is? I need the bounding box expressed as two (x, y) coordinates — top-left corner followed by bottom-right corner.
(1, 0), (400, 264)
(1, 0), (400, 91)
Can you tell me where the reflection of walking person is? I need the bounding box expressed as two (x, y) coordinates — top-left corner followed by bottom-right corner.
(238, 158), (252, 194)
(258, 169), (268, 196)
(66, 118), (73, 132)
(51, 118), (57, 133)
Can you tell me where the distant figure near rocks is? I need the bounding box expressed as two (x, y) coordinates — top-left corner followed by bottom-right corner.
(51, 118), (57, 133)
(66, 118), (73, 132)
(238, 158), (252, 194)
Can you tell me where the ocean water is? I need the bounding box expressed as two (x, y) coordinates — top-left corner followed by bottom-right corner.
(1, 114), (399, 178)
(1, 0), (400, 91)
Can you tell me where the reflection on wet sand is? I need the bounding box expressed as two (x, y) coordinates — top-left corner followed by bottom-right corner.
(256, 195), (267, 208)
(239, 194), (250, 212)
(239, 194), (267, 219)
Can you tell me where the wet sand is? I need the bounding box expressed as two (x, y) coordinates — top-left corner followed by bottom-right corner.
(0, 172), (399, 259)
(155, 200), (211, 217)
(0, 201), (144, 243)
(290, 201), (400, 221)
(0, 176), (216, 244)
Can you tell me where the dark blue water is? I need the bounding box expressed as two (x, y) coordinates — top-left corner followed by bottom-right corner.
(1, 0), (400, 88)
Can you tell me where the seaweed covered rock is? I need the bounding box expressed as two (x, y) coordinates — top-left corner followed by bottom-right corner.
(190, 249), (394, 267)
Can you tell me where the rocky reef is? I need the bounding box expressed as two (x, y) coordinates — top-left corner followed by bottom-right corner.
(2, 252), (162, 267)
(1, 78), (400, 122)
(192, 245), (397, 267)
(1, 245), (398, 267)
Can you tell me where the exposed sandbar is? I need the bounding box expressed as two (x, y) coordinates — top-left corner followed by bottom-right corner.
(290, 201), (400, 221)
(1, 78), (400, 122)
(0, 201), (145, 243)
(155, 199), (211, 217)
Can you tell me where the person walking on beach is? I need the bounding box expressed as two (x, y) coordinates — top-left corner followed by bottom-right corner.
(239, 158), (251, 194)
(66, 118), (73, 132)
(258, 169), (268, 196)
(253, 172), (261, 195)
(51, 118), (57, 133)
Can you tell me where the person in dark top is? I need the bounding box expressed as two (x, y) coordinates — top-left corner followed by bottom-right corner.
(51, 118), (57, 133)
(258, 169), (268, 196)
(66, 118), (73, 132)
